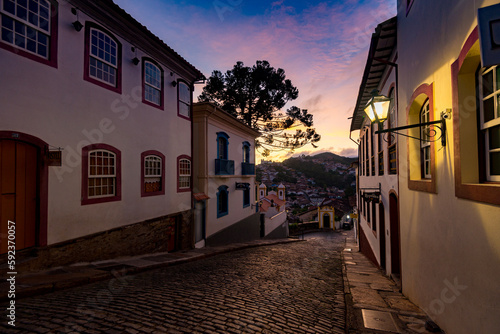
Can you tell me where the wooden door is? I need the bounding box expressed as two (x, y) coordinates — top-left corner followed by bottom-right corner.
(379, 202), (386, 270)
(389, 194), (400, 274)
(0, 140), (38, 254)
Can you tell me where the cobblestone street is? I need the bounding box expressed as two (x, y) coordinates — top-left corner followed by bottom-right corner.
(1, 232), (346, 334)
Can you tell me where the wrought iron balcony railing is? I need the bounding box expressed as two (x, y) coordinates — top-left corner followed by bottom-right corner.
(215, 159), (235, 175)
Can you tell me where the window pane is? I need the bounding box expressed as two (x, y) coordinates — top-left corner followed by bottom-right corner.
(179, 102), (189, 117)
(4, 0), (15, 15)
(497, 95), (500, 119)
(490, 152), (500, 175)
(484, 97), (494, 123)
(496, 67), (500, 92)
(483, 70), (494, 97)
(490, 125), (500, 150)
(179, 82), (190, 103)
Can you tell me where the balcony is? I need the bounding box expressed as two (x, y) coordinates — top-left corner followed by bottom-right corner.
(241, 162), (255, 175)
(215, 159), (234, 175)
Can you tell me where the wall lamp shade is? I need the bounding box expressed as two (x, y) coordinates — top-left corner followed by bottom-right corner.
(72, 20), (83, 32)
(132, 57), (140, 65)
(364, 92), (391, 123)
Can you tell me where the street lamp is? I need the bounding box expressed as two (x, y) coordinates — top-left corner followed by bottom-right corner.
(364, 89), (450, 147)
(364, 89), (391, 123)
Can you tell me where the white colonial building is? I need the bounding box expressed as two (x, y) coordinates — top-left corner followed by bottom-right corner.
(350, 17), (400, 279)
(0, 0), (204, 268)
(192, 102), (260, 247)
(350, 2), (500, 333)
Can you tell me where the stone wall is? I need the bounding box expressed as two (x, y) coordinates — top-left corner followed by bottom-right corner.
(11, 210), (194, 273)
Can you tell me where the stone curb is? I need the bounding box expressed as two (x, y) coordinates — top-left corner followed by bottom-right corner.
(2, 238), (305, 302)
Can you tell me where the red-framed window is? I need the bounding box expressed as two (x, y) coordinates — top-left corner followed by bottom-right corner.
(83, 22), (122, 94)
(177, 80), (191, 120)
(0, 0), (58, 67)
(142, 58), (164, 109)
(177, 155), (191, 192)
(141, 150), (165, 197)
(82, 144), (121, 205)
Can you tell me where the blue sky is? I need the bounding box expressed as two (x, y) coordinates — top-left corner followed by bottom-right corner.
(114, 0), (396, 160)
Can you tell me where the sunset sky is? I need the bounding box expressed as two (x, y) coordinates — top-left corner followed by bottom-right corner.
(114, 0), (397, 161)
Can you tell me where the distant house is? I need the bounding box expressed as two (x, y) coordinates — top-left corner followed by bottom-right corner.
(0, 0), (204, 268)
(258, 183), (288, 238)
(192, 102), (260, 247)
(318, 199), (335, 229)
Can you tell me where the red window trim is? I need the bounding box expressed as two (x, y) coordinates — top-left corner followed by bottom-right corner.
(83, 21), (122, 94)
(0, 0), (58, 68)
(177, 79), (192, 120)
(141, 150), (166, 197)
(81, 143), (122, 205)
(142, 57), (164, 110)
(406, 83), (436, 194)
(177, 154), (192, 193)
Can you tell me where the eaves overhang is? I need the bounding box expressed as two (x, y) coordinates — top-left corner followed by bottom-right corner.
(69, 0), (205, 83)
(350, 16), (397, 132)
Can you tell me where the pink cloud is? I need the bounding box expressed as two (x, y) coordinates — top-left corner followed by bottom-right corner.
(115, 0), (395, 160)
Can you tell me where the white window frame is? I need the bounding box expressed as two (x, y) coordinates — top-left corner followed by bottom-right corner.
(178, 158), (191, 189)
(0, 0), (51, 58)
(178, 81), (191, 118)
(144, 155), (161, 177)
(420, 100), (431, 179)
(144, 61), (161, 105)
(479, 66), (500, 181)
(144, 155), (162, 193)
(89, 28), (118, 86)
(88, 150), (116, 198)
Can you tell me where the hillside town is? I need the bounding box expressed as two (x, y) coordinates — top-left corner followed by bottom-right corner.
(257, 153), (356, 222)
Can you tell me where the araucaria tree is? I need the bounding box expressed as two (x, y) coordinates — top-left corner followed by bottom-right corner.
(198, 60), (321, 157)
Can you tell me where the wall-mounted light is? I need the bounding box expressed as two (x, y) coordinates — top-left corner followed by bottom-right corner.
(171, 80), (177, 87)
(364, 89), (391, 123)
(131, 47), (139, 65)
(71, 8), (83, 32)
(367, 87), (450, 146)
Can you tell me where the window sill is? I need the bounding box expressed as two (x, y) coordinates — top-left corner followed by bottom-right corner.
(408, 178), (436, 194)
(142, 190), (165, 197)
(455, 182), (500, 205)
(82, 196), (121, 205)
(142, 99), (164, 111)
(217, 212), (228, 218)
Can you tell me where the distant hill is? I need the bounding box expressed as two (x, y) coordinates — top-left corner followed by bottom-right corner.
(296, 152), (358, 165)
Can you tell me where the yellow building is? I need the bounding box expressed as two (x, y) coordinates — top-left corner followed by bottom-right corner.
(350, 2), (500, 333)
(318, 200), (335, 229)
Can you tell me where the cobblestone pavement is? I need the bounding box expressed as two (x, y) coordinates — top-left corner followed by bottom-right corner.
(1, 232), (346, 334)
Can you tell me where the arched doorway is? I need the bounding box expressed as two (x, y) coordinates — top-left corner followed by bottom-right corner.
(323, 213), (330, 228)
(389, 193), (400, 276)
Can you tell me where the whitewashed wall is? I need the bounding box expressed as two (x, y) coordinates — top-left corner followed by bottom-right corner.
(0, 1), (193, 244)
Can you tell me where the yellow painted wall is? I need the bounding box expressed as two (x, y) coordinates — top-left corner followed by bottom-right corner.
(397, 1), (500, 333)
